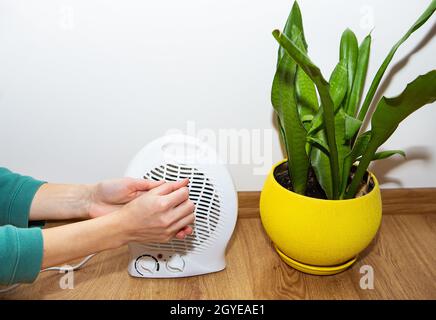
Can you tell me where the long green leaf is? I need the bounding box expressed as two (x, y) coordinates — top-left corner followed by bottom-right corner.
(340, 29), (358, 110)
(340, 131), (372, 198)
(308, 119), (332, 198)
(329, 59), (348, 110)
(306, 59), (347, 137)
(278, 1), (307, 63)
(272, 56), (309, 194)
(346, 70), (436, 198)
(294, 34), (318, 131)
(271, 2), (310, 194)
(335, 109), (351, 196)
(296, 67), (319, 129)
(306, 47), (348, 140)
(310, 130), (333, 199)
(272, 30), (340, 198)
(308, 61), (347, 198)
(345, 34), (371, 116)
(357, 0), (436, 121)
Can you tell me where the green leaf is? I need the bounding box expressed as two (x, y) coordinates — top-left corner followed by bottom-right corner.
(307, 60), (347, 137)
(272, 54), (309, 194)
(349, 131), (372, 163)
(272, 29), (340, 199)
(357, 0), (436, 121)
(310, 130), (333, 199)
(329, 60), (348, 110)
(276, 113), (288, 150)
(278, 1), (307, 63)
(345, 34), (371, 116)
(346, 70), (436, 198)
(295, 39), (318, 131)
(309, 108), (353, 199)
(340, 29), (358, 109)
(296, 67), (319, 116)
(370, 71), (436, 148)
(335, 109), (351, 196)
(307, 108), (323, 135)
(344, 113), (362, 140)
(304, 60), (348, 199)
(340, 131), (372, 198)
(271, 2), (311, 195)
(371, 150), (406, 161)
(307, 135), (330, 155)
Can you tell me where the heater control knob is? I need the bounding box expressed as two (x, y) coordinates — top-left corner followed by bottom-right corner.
(137, 255), (158, 274)
(166, 254), (185, 273)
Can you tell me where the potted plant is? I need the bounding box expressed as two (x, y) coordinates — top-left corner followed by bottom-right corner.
(260, 1), (436, 275)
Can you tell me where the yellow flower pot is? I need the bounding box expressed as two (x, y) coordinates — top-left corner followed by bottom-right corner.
(260, 159), (382, 275)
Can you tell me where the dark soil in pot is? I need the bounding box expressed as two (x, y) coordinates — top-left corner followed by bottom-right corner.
(274, 161), (375, 199)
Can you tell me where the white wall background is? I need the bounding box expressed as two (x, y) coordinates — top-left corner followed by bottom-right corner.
(0, 0), (435, 190)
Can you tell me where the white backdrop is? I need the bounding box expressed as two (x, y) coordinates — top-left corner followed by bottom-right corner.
(0, 0), (435, 190)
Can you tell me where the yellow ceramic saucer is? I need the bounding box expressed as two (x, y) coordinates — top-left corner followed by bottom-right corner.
(275, 245), (357, 276)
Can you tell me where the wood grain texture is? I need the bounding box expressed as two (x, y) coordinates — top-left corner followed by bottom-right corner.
(2, 189), (435, 300)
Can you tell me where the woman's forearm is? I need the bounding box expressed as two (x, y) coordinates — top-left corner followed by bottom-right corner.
(41, 213), (126, 269)
(30, 183), (93, 221)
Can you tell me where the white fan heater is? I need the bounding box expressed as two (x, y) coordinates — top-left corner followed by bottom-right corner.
(125, 134), (238, 278)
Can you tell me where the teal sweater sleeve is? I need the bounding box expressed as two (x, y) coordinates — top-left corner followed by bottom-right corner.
(0, 167), (46, 285)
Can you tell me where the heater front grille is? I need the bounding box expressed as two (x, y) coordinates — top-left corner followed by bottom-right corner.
(141, 163), (222, 253)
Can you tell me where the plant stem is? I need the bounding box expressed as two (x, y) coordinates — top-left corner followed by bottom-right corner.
(344, 141), (377, 199)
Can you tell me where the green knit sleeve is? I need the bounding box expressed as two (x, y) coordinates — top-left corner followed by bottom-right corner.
(0, 167), (46, 227)
(0, 225), (44, 285)
(0, 167), (46, 284)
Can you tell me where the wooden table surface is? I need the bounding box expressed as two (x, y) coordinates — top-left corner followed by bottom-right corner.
(2, 189), (436, 300)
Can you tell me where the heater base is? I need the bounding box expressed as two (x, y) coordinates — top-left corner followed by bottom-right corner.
(275, 245), (357, 276)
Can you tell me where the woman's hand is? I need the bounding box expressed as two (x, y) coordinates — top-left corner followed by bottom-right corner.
(117, 179), (195, 242)
(87, 178), (165, 218)
(88, 178), (194, 239)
